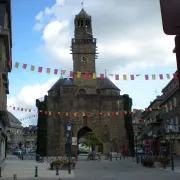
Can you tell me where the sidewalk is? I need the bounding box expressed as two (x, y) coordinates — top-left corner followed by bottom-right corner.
(160, 167), (180, 174)
(1, 155), (74, 179)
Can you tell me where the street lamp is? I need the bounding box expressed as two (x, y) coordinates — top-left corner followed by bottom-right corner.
(168, 122), (174, 171)
(66, 122), (72, 174)
(110, 138), (112, 161)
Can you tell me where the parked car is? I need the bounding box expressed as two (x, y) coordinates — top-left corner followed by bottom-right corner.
(13, 148), (24, 155)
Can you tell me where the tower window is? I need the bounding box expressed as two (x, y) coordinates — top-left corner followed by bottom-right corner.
(87, 21), (90, 28)
(78, 20), (80, 27)
(86, 20), (88, 27)
(81, 20), (83, 26)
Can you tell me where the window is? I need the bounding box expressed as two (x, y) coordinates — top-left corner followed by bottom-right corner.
(175, 115), (179, 126)
(81, 20), (83, 26)
(173, 97), (177, 107)
(165, 105), (168, 113)
(78, 20), (80, 27)
(169, 101), (173, 110)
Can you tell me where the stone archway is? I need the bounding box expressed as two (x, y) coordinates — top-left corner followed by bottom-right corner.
(77, 126), (93, 154)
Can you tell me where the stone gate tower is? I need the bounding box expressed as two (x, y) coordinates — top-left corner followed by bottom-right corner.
(36, 8), (132, 156)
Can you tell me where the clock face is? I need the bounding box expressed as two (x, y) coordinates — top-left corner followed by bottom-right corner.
(81, 55), (88, 63)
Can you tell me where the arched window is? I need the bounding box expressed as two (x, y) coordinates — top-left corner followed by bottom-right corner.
(79, 89), (86, 95)
(169, 101), (173, 110)
(173, 97), (177, 107)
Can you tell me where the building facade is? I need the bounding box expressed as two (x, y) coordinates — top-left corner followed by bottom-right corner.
(141, 74), (180, 155)
(36, 8), (133, 156)
(6, 112), (23, 148)
(0, 0), (12, 164)
(23, 125), (37, 150)
(159, 75), (180, 155)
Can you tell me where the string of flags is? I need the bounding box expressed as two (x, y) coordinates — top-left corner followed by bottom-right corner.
(14, 62), (178, 80)
(19, 114), (38, 122)
(8, 103), (176, 117)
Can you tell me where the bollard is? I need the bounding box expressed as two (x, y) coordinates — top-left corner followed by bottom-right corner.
(116, 156), (117, 161)
(140, 156), (143, 164)
(13, 174), (17, 180)
(35, 166), (38, 177)
(120, 156), (121, 160)
(0, 167), (1, 177)
(163, 161), (166, 169)
(56, 165), (59, 176)
(21, 154), (23, 160)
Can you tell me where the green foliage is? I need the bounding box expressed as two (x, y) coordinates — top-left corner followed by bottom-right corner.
(81, 132), (102, 150)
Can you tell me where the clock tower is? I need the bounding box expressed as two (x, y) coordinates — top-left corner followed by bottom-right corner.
(71, 8), (98, 94)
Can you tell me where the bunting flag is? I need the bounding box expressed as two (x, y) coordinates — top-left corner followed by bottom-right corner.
(13, 62), (179, 80)
(7, 102), (177, 117)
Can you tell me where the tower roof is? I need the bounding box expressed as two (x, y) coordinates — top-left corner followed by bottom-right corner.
(76, 8), (91, 19)
(48, 77), (120, 91)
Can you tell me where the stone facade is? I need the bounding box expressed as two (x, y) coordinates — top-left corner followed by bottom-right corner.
(36, 8), (132, 156)
(23, 125), (37, 150)
(6, 112), (23, 148)
(0, 0), (12, 165)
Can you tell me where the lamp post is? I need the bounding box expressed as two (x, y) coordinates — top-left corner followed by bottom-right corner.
(110, 138), (112, 161)
(66, 122), (72, 174)
(168, 122), (174, 171)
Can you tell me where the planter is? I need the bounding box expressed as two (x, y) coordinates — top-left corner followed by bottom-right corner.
(153, 162), (161, 168)
(50, 163), (76, 170)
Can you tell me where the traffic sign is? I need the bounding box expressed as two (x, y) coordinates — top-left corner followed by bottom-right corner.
(159, 0), (180, 35)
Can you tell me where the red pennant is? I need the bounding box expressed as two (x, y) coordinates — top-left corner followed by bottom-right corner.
(17, 107), (20, 110)
(173, 73), (178, 79)
(70, 71), (74, 77)
(85, 72), (89, 79)
(103, 112), (106, 116)
(115, 74), (119, 80)
(38, 67), (43, 72)
(44, 111), (48, 115)
(111, 112), (115, 116)
(159, 74), (163, 80)
(100, 74), (104, 79)
(54, 69), (58, 74)
(21, 108), (23, 111)
(8, 60), (12, 66)
(69, 112), (73, 117)
(29, 109), (31, 112)
(61, 112), (64, 116)
(53, 112), (56, 116)
(95, 112), (99, 116)
(145, 75), (149, 80)
(130, 75), (134, 80)
(119, 111), (123, 116)
(13, 107), (15, 110)
(22, 64), (27, 69)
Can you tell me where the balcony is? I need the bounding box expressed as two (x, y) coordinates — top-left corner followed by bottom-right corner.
(2, 72), (8, 81)
(3, 79), (9, 88)
(0, 28), (12, 72)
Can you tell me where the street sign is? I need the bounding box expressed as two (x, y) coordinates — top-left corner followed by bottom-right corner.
(159, 0), (180, 35)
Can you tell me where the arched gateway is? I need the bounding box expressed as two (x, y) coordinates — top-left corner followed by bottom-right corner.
(36, 8), (133, 157)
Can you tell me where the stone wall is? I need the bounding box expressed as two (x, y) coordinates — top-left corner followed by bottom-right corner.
(46, 93), (127, 155)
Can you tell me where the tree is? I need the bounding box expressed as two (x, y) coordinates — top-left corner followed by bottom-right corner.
(82, 132), (102, 151)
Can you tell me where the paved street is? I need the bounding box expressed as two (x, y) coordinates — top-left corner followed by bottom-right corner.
(70, 156), (180, 180)
(1, 155), (180, 180)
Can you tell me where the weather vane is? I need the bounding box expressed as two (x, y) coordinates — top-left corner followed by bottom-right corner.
(81, 2), (83, 8)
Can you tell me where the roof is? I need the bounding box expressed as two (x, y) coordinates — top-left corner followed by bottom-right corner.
(48, 77), (120, 91)
(76, 8), (91, 19)
(7, 111), (21, 124)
